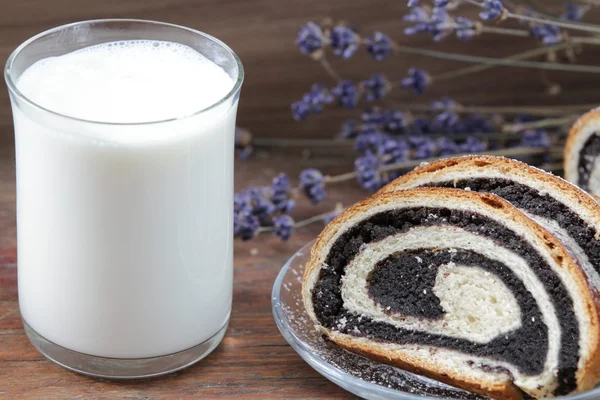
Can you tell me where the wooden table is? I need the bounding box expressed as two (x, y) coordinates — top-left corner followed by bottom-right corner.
(0, 146), (365, 399)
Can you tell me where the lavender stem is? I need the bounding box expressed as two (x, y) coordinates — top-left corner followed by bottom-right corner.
(480, 26), (530, 36)
(505, 12), (600, 34)
(503, 116), (577, 132)
(393, 45), (600, 73)
(386, 103), (593, 115)
(464, 0), (600, 33)
(434, 43), (571, 81)
(319, 57), (342, 82)
(254, 129), (569, 148)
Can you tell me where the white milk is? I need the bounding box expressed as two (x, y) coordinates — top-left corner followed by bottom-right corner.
(13, 40), (237, 358)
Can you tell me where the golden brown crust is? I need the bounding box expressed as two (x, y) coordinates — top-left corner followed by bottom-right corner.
(378, 155), (599, 214)
(564, 109), (600, 184)
(302, 187), (600, 398)
(332, 334), (524, 400)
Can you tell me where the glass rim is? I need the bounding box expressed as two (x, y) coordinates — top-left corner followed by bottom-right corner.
(3, 18), (244, 126)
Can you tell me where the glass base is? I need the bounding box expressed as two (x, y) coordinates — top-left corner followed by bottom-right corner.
(23, 318), (228, 379)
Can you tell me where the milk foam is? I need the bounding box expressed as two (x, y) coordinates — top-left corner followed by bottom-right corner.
(17, 40), (234, 123)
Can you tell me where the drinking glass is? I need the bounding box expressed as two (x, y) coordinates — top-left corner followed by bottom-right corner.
(4, 19), (243, 379)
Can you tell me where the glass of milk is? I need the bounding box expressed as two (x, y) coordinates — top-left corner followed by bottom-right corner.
(4, 19), (243, 378)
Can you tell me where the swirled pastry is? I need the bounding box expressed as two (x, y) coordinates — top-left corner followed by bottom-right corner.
(302, 188), (600, 399)
(379, 155), (600, 291)
(565, 108), (600, 197)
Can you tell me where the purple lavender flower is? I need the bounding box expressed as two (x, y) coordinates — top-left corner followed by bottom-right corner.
(340, 119), (360, 139)
(360, 74), (389, 102)
(455, 17), (478, 40)
(355, 130), (389, 153)
(434, 0), (451, 6)
(431, 99), (461, 133)
(431, 96), (458, 111)
(459, 137), (488, 153)
(235, 127), (253, 160)
(433, 110), (461, 133)
(299, 169), (327, 204)
(271, 173), (290, 195)
(271, 173), (295, 213)
(365, 32), (393, 61)
(331, 80), (360, 108)
(234, 192), (251, 214)
(430, 7), (453, 41)
(329, 26), (358, 59)
(411, 118), (434, 135)
(296, 22), (325, 55)
(521, 130), (551, 148)
(236, 211), (260, 240)
(382, 110), (408, 134)
(238, 147), (253, 160)
(291, 100), (312, 121)
(562, 3), (589, 22)
(401, 68), (429, 94)
(530, 24), (563, 45)
(379, 137), (410, 166)
(404, 7), (432, 36)
(410, 137), (436, 159)
(407, 0), (420, 6)
(355, 152), (382, 192)
(308, 84), (334, 107)
(480, 0), (505, 21)
(361, 107), (385, 124)
(252, 196), (276, 220)
(273, 215), (294, 241)
(436, 137), (460, 156)
(236, 187), (277, 221)
(464, 114), (495, 134)
(291, 84), (334, 120)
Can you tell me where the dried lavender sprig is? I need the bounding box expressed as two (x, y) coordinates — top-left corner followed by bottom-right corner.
(254, 129), (567, 148)
(463, 0), (600, 33)
(433, 43), (572, 81)
(478, 25), (530, 36)
(324, 145), (562, 184)
(503, 115), (577, 132)
(403, 5), (600, 44)
(507, 10), (600, 32)
(242, 156), (567, 240)
(392, 45), (600, 73)
(252, 131), (566, 148)
(236, 143), (560, 240)
(296, 24), (600, 114)
(319, 57), (342, 82)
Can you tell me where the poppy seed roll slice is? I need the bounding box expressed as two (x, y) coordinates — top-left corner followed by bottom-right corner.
(302, 188), (600, 399)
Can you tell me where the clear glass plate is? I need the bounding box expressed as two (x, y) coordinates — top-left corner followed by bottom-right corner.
(271, 241), (600, 400)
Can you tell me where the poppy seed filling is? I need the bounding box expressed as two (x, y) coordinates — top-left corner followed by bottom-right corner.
(577, 133), (600, 190)
(422, 177), (600, 272)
